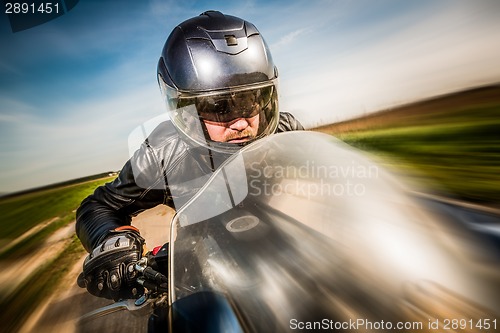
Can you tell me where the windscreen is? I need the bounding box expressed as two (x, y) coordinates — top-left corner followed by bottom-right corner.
(169, 131), (499, 332)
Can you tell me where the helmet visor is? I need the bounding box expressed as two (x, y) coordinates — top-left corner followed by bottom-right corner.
(183, 85), (274, 123)
(160, 79), (279, 153)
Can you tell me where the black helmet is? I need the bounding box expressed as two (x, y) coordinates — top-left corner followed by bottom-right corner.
(157, 11), (279, 153)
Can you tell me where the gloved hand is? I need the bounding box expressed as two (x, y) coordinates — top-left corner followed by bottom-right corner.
(77, 226), (145, 301)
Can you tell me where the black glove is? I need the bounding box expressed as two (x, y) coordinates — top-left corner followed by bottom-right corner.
(77, 226), (145, 301)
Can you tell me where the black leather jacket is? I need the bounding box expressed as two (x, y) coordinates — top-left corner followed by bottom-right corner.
(76, 112), (303, 251)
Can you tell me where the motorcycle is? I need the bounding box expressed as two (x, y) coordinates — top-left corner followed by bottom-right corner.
(79, 131), (500, 332)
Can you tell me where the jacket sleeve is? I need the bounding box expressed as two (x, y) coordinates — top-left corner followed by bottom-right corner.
(277, 112), (305, 132)
(76, 143), (171, 252)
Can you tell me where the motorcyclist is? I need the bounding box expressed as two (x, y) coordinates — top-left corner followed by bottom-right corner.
(76, 11), (303, 302)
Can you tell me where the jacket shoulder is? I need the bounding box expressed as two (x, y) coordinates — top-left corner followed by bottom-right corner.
(277, 112), (304, 132)
(144, 120), (183, 150)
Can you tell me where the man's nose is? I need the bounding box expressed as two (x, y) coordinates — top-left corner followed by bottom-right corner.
(229, 118), (249, 131)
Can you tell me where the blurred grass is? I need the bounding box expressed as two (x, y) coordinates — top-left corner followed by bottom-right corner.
(0, 177), (114, 240)
(0, 177), (114, 259)
(315, 85), (500, 205)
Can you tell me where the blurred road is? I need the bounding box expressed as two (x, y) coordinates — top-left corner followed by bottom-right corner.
(413, 192), (500, 259)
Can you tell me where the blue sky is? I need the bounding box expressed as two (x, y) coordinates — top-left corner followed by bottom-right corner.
(1, 0), (499, 193)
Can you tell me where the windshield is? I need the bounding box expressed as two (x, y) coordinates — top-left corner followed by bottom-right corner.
(169, 131), (499, 332)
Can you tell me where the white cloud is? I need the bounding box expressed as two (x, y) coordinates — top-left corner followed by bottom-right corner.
(271, 27), (313, 50)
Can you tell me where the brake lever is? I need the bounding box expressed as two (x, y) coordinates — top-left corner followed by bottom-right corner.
(77, 294), (155, 324)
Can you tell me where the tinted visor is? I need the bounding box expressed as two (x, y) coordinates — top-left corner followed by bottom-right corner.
(181, 85), (275, 123)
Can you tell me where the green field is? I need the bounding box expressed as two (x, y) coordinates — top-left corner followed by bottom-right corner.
(0, 177), (114, 258)
(315, 85), (500, 205)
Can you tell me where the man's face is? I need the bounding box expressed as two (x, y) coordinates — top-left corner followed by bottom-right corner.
(203, 114), (260, 143)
